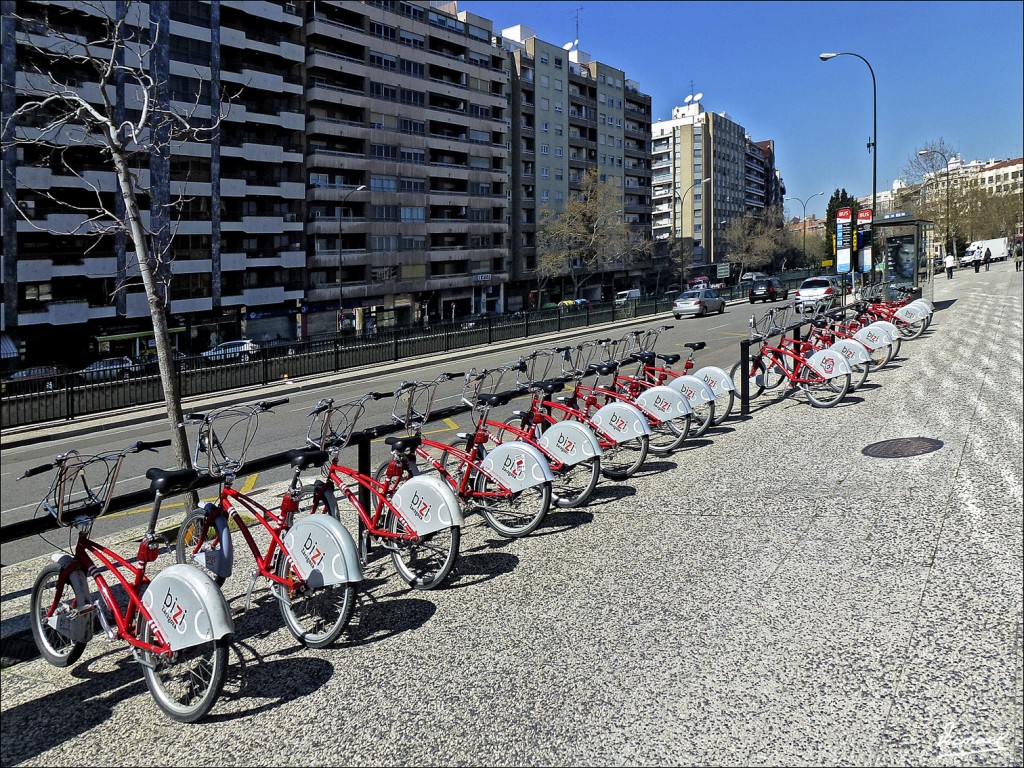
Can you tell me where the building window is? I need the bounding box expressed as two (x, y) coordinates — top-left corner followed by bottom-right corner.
(540, 75), (549, 87)
(540, 167), (549, 178)
(554, 79), (562, 91)
(554, 147), (562, 157)
(554, 125), (563, 136)
(371, 176), (398, 192)
(540, 53), (549, 65)
(401, 207), (426, 222)
(540, 97), (549, 110)
(540, 144), (549, 155)
(540, 190), (549, 201)
(554, 57), (563, 69)
(541, 121), (549, 132)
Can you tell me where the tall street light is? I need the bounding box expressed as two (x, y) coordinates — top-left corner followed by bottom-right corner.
(918, 149), (950, 273)
(820, 51), (879, 281)
(674, 177), (710, 289)
(785, 192), (825, 266)
(337, 183), (367, 330)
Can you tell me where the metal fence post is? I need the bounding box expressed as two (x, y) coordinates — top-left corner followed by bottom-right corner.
(393, 331), (399, 361)
(740, 338), (750, 416)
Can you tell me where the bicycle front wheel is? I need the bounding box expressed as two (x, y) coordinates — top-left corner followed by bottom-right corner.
(473, 471), (551, 537)
(275, 551), (355, 649)
(176, 508), (227, 587)
(730, 358), (766, 400)
(802, 372), (850, 408)
(30, 563), (88, 667)
(385, 512), (460, 590)
(139, 620), (228, 723)
(601, 435), (649, 480)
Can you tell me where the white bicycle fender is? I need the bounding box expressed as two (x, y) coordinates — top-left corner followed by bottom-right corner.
(667, 374), (716, 404)
(806, 349), (853, 379)
(853, 325), (891, 351)
(537, 420), (603, 466)
(391, 475), (464, 535)
(144, 564), (234, 651)
(634, 385), (692, 420)
(481, 440), (556, 492)
(828, 339), (872, 366)
(868, 320), (899, 342)
(692, 365), (736, 395)
(894, 304), (926, 324)
(907, 299), (933, 317)
(591, 401), (653, 443)
(284, 514), (363, 586)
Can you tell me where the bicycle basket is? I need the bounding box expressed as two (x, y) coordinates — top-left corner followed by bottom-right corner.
(196, 405), (259, 477)
(393, 380), (437, 430)
(749, 309), (787, 340)
(43, 452), (120, 525)
(525, 348), (559, 385)
(308, 397), (367, 450)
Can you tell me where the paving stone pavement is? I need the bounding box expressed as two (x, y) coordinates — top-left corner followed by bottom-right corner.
(0, 263), (1021, 767)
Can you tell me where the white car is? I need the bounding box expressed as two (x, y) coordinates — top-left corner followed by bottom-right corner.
(201, 339), (260, 363)
(793, 277), (841, 313)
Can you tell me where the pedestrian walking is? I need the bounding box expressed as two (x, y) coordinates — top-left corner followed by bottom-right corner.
(1015, 243), (1022, 272)
(983, 247), (992, 272)
(974, 254), (982, 273)
(944, 252), (956, 280)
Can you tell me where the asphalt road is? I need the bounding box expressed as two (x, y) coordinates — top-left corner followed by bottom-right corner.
(0, 303), (760, 565)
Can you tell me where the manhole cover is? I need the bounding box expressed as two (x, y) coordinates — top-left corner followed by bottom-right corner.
(862, 437), (944, 458)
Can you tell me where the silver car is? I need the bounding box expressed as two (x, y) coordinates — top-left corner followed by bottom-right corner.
(672, 289), (725, 319)
(793, 276), (841, 313)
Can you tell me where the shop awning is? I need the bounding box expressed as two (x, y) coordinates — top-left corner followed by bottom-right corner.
(1, 333), (19, 360)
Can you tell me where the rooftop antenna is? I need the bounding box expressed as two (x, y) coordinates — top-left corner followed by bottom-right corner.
(563, 6), (581, 50)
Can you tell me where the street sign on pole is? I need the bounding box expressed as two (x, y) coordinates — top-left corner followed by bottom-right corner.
(836, 208), (853, 273)
(857, 209), (873, 273)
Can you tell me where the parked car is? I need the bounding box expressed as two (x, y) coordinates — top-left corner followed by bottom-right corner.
(672, 289), (725, 319)
(200, 339), (260, 364)
(793, 277), (841, 313)
(1, 365), (69, 395)
(75, 356), (137, 383)
(738, 271), (769, 285)
(748, 277), (788, 303)
(614, 288), (642, 307)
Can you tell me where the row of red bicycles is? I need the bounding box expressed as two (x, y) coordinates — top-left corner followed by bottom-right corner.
(21, 282), (933, 722)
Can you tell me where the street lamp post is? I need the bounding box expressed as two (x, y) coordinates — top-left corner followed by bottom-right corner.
(820, 51), (879, 281)
(918, 149), (951, 274)
(337, 183), (367, 331)
(785, 192), (825, 266)
(674, 177), (710, 290)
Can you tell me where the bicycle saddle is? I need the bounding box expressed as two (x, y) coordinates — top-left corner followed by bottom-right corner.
(146, 467), (199, 494)
(631, 351), (656, 365)
(285, 449), (329, 470)
(684, 341), (706, 351)
(537, 379), (565, 395)
(593, 362), (618, 376)
(385, 435), (421, 452)
(477, 391), (514, 408)
(656, 353), (681, 365)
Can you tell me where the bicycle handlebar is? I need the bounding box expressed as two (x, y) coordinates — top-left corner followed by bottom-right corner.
(256, 397), (289, 411)
(20, 462), (55, 479)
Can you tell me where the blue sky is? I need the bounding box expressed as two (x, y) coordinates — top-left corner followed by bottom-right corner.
(464, 1), (1024, 220)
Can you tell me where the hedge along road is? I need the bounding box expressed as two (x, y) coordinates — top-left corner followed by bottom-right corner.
(0, 305), (754, 565)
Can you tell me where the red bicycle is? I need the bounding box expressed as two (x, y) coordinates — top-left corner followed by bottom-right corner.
(24, 440), (233, 722)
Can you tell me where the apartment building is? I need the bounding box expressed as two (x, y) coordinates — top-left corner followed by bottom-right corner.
(652, 98), (782, 270)
(498, 24), (651, 306)
(303, 0), (509, 330)
(2, 0), (306, 364)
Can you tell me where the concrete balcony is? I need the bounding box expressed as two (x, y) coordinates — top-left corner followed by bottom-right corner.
(19, 299), (91, 326)
(169, 297), (214, 314)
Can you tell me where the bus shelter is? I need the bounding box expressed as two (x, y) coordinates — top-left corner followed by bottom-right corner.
(874, 215), (935, 302)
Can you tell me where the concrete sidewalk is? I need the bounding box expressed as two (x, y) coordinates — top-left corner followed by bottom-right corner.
(0, 264), (1020, 766)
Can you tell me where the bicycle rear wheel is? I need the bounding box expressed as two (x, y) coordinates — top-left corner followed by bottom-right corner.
(551, 457), (601, 508)
(896, 317), (927, 340)
(30, 563), (88, 667)
(385, 512), (460, 590)
(802, 372), (850, 408)
(139, 621), (228, 723)
(275, 551), (355, 649)
(712, 391), (735, 426)
(849, 362), (870, 392)
(600, 435), (649, 480)
(474, 472), (551, 537)
(688, 400), (715, 439)
(646, 412), (690, 455)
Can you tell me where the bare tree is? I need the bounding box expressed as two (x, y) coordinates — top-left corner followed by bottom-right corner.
(721, 206), (790, 273)
(4, 1), (224, 488)
(536, 169), (651, 299)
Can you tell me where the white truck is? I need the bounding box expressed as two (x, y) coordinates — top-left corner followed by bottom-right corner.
(959, 237), (1008, 267)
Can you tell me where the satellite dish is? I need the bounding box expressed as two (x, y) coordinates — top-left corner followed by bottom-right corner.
(693, 92), (703, 102)
(562, 41), (573, 50)
(684, 94), (693, 104)
(562, 39), (578, 50)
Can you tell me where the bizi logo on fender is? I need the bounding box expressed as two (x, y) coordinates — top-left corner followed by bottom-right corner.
(162, 588), (188, 634)
(502, 453), (526, 479)
(301, 532), (325, 569)
(408, 490), (431, 520)
(555, 433), (576, 454)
